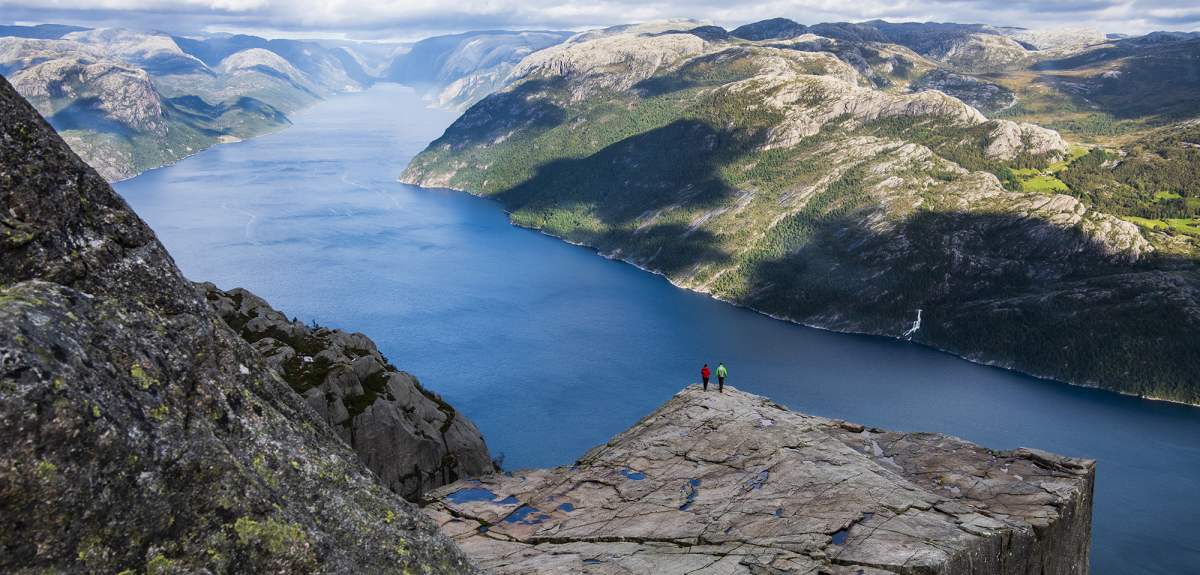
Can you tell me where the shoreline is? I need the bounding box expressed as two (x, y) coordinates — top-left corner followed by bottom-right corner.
(408, 179), (1200, 410)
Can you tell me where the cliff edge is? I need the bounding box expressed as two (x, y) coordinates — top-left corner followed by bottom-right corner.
(0, 74), (476, 572)
(425, 386), (1094, 574)
(201, 283), (495, 500)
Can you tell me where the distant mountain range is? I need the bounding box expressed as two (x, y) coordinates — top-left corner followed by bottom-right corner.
(403, 18), (1200, 404)
(383, 30), (572, 109)
(0, 24), (572, 180)
(0, 25), (373, 180)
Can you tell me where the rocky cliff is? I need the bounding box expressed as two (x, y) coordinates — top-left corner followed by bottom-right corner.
(0, 74), (476, 573)
(425, 386), (1095, 574)
(202, 283), (495, 500)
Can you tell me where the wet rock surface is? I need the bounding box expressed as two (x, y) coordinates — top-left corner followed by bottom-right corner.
(201, 283), (495, 500)
(0, 74), (477, 573)
(425, 386), (1094, 574)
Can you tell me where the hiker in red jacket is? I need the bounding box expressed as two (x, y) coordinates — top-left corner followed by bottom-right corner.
(701, 364), (711, 391)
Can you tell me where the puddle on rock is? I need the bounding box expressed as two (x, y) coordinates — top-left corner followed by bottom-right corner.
(832, 528), (850, 545)
(620, 469), (646, 480)
(504, 505), (551, 525)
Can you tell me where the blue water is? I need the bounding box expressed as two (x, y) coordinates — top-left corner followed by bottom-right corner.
(115, 84), (1200, 574)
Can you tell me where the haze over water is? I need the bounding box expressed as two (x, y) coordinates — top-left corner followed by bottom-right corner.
(116, 84), (1200, 575)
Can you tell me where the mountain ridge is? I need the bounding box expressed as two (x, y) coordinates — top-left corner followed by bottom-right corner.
(402, 19), (1200, 404)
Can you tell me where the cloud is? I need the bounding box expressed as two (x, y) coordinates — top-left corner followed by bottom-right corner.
(2, 0), (1198, 39)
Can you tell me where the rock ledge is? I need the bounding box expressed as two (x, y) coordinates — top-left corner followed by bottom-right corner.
(425, 386), (1094, 574)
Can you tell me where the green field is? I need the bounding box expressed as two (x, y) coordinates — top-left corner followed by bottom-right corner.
(1048, 146), (1090, 173)
(1019, 174), (1070, 193)
(1124, 215), (1200, 235)
(1155, 191), (1184, 201)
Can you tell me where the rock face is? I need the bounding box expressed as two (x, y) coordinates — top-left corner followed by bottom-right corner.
(909, 68), (1015, 114)
(9, 57), (166, 135)
(0, 74), (475, 572)
(425, 386), (1094, 574)
(201, 283), (495, 500)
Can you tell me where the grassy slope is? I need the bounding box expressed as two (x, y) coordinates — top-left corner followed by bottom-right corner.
(405, 40), (1200, 403)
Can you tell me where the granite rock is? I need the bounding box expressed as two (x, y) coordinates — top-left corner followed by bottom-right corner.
(0, 73), (477, 573)
(425, 386), (1094, 574)
(201, 283), (496, 500)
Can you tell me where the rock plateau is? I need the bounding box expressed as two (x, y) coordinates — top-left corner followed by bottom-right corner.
(426, 386), (1095, 575)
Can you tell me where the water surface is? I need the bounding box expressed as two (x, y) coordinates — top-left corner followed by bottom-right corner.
(116, 84), (1200, 574)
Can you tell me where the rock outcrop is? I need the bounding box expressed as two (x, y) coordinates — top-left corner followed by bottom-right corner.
(9, 57), (166, 135)
(425, 386), (1094, 574)
(909, 68), (1015, 114)
(0, 74), (475, 573)
(201, 283), (495, 500)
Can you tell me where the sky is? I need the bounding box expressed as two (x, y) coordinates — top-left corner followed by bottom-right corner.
(3, 0), (1199, 41)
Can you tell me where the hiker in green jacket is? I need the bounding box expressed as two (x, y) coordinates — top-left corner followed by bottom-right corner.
(716, 362), (728, 393)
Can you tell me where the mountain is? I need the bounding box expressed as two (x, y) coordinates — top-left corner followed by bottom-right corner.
(385, 30), (572, 109)
(0, 28), (371, 181)
(172, 33), (375, 92)
(0, 23), (88, 40)
(402, 21), (1200, 404)
(0, 74), (478, 573)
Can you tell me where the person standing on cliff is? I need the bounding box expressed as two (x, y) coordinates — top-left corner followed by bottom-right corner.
(716, 362), (728, 392)
(701, 364), (711, 391)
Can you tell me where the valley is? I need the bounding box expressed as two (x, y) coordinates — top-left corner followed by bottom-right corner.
(4, 13), (1200, 574)
(111, 82), (1200, 575)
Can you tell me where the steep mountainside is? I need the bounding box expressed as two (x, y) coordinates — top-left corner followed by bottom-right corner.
(403, 21), (1200, 403)
(0, 28), (368, 181)
(0, 75), (477, 573)
(386, 30), (571, 109)
(203, 284), (495, 500)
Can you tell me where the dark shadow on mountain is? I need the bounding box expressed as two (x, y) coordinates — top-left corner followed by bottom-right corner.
(47, 98), (133, 135)
(165, 95), (289, 136)
(633, 48), (759, 98)
(243, 65), (322, 100)
(730, 18), (807, 41)
(597, 223), (731, 276)
(649, 26), (729, 42)
(493, 118), (753, 230)
(229, 96), (290, 125)
(138, 53), (215, 77)
(741, 206), (1200, 401)
(433, 78), (567, 150)
(1033, 38), (1200, 119)
(166, 95), (225, 118)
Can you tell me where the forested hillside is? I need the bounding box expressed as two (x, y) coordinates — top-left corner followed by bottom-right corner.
(404, 21), (1200, 403)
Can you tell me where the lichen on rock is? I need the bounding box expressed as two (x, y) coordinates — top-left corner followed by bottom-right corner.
(201, 282), (496, 500)
(0, 74), (477, 573)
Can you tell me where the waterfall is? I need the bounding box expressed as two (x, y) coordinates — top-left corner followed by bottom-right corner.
(902, 309), (922, 339)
